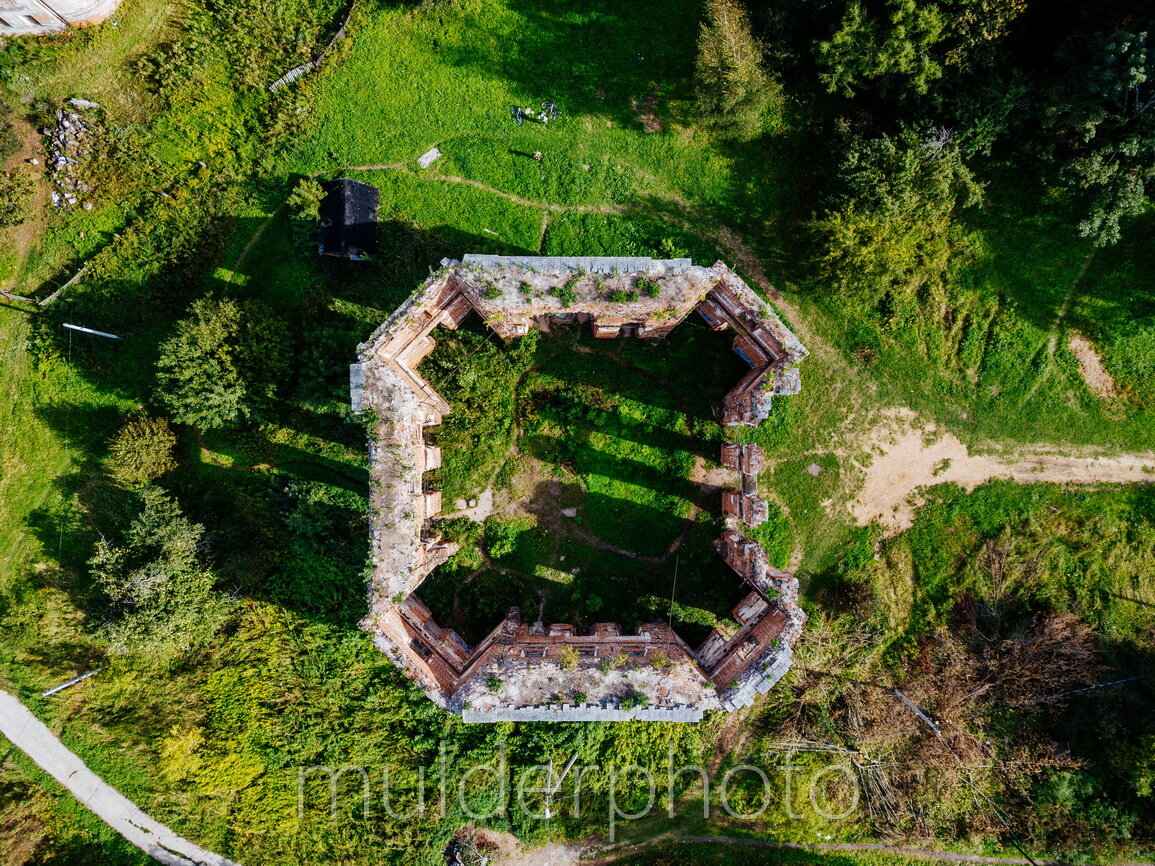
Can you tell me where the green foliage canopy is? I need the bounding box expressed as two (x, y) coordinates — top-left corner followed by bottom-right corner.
(695, 0), (781, 140)
(156, 297), (290, 429)
(89, 487), (229, 656)
(1042, 30), (1155, 246)
(814, 129), (983, 318)
(816, 0), (1026, 96)
(107, 415), (179, 487)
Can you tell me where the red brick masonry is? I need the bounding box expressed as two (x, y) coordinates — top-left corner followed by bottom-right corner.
(352, 256), (808, 721)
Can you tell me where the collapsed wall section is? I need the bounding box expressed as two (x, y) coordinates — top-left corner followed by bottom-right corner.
(697, 274), (808, 426)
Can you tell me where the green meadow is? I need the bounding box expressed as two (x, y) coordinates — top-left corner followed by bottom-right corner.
(0, 0), (1153, 863)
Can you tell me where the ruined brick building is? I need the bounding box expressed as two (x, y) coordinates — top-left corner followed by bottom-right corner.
(0, 0), (118, 35)
(351, 255), (808, 722)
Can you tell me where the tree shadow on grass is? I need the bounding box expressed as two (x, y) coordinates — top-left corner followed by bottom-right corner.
(420, 481), (743, 647)
(954, 164), (1098, 332)
(527, 324), (744, 427)
(1068, 210), (1155, 342)
(278, 403), (365, 451)
(436, 0), (703, 127)
(172, 459), (369, 629)
(519, 433), (700, 509)
(532, 400), (714, 460)
(269, 444), (369, 495)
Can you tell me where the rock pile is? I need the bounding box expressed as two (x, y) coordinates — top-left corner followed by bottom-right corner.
(43, 98), (100, 211)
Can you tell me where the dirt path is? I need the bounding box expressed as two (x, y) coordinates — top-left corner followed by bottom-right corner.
(2, 117), (50, 294)
(583, 834), (1127, 866)
(850, 410), (1155, 534)
(327, 162), (627, 214)
(1068, 332), (1119, 400)
(1021, 250), (1096, 405)
(297, 154), (828, 360)
(0, 690), (238, 866)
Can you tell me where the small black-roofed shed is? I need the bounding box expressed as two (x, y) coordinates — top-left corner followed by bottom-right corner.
(318, 178), (379, 261)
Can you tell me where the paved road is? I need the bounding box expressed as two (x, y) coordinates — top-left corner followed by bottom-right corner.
(0, 690), (238, 866)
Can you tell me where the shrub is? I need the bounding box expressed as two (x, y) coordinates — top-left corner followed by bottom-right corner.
(287, 177), (325, 222)
(519, 281), (533, 295)
(609, 289), (637, 303)
(573, 691), (587, 704)
(287, 177), (325, 250)
(486, 675), (503, 691)
(649, 651), (672, 670)
(598, 658), (612, 674)
(620, 690), (649, 710)
(636, 277), (661, 298)
(549, 279), (579, 308)
(107, 416), (178, 486)
(485, 517), (535, 560)
(557, 646), (579, 670)
(485, 285), (502, 300)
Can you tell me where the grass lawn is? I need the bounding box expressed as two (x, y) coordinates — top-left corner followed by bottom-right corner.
(290, 0), (736, 207)
(0, 0), (1153, 862)
(416, 320), (752, 645)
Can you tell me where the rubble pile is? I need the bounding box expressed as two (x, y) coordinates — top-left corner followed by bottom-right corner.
(43, 98), (100, 211)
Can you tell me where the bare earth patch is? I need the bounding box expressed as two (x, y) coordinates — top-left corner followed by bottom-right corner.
(444, 487), (496, 522)
(497, 842), (582, 866)
(1068, 331), (1118, 400)
(849, 409), (1155, 534)
(454, 826), (581, 866)
(2, 115), (49, 293)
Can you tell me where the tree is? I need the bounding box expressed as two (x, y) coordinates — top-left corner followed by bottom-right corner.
(816, 0), (1025, 97)
(107, 415), (178, 486)
(818, 0), (946, 97)
(813, 128), (983, 317)
(155, 297), (290, 429)
(943, 0), (1027, 69)
(89, 487), (228, 655)
(695, 0), (782, 140)
(1041, 30), (1155, 246)
(287, 177), (325, 250)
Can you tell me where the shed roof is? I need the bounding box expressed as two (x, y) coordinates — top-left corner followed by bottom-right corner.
(319, 178), (379, 260)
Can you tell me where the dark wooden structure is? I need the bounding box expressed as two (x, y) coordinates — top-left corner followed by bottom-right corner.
(318, 178), (379, 261)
